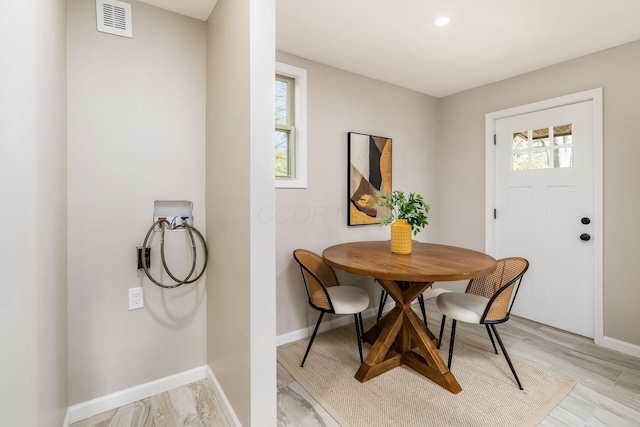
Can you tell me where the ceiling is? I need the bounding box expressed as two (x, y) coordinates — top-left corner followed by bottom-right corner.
(138, 0), (640, 98)
(137, 0), (217, 20)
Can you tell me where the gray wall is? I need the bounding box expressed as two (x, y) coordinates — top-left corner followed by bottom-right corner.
(0, 0), (68, 425)
(438, 39), (640, 345)
(276, 40), (640, 349)
(67, 0), (207, 404)
(206, 0), (276, 424)
(275, 51), (441, 336)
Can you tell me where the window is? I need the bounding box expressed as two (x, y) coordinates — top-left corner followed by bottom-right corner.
(512, 124), (573, 171)
(275, 75), (294, 177)
(275, 62), (307, 188)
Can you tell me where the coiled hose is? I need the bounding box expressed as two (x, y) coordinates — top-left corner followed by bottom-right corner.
(140, 219), (208, 289)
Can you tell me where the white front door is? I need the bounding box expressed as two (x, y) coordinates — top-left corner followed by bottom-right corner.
(493, 100), (596, 338)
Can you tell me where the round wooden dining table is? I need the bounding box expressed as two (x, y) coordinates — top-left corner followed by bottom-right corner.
(323, 240), (497, 394)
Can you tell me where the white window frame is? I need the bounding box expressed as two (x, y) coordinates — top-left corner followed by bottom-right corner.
(275, 62), (307, 189)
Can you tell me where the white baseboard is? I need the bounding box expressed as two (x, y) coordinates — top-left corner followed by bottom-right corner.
(62, 408), (70, 427)
(206, 365), (241, 427)
(277, 303), (395, 347)
(602, 335), (640, 358)
(65, 366), (207, 425)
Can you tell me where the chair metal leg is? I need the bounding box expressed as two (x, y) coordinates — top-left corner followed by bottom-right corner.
(377, 289), (388, 322)
(486, 324), (499, 354)
(354, 314), (364, 364)
(437, 315), (446, 349)
(447, 319), (457, 369)
(490, 324), (523, 390)
(358, 312), (364, 339)
(418, 294), (428, 328)
(301, 312), (324, 367)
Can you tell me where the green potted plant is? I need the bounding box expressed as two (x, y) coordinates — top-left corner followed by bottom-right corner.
(374, 190), (430, 254)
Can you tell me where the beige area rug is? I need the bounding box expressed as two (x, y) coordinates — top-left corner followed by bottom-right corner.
(278, 320), (575, 427)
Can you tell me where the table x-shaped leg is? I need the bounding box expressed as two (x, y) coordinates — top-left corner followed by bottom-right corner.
(356, 279), (462, 394)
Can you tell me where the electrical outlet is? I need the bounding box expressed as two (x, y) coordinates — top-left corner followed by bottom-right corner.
(129, 287), (144, 310)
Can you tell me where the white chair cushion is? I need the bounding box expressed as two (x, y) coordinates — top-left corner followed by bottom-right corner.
(436, 292), (490, 324)
(422, 287), (451, 300)
(327, 286), (370, 315)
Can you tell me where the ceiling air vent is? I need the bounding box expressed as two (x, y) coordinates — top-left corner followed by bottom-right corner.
(96, 0), (132, 38)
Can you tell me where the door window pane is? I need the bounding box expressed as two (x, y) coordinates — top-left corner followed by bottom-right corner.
(513, 152), (529, 171)
(553, 124), (572, 146)
(512, 131), (528, 150)
(511, 123), (573, 171)
(554, 147), (573, 168)
(532, 128), (550, 148)
(532, 149), (551, 169)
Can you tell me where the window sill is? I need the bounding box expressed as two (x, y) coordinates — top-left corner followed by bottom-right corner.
(276, 178), (307, 189)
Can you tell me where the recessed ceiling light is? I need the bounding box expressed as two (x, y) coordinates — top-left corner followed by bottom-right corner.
(435, 16), (450, 26)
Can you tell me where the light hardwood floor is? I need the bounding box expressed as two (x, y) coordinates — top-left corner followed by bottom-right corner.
(278, 299), (640, 427)
(77, 299), (640, 426)
(71, 380), (230, 427)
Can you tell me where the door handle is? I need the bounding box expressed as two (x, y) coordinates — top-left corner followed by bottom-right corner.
(580, 233), (591, 241)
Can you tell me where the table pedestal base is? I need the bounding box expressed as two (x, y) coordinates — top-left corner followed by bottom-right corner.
(355, 280), (462, 394)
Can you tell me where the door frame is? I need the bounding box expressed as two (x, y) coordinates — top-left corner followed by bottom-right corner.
(484, 88), (603, 345)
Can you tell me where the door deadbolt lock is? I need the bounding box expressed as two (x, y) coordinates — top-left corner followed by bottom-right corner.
(581, 217), (591, 225)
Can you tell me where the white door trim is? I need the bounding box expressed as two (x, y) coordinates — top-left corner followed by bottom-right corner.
(485, 88), (603, 345)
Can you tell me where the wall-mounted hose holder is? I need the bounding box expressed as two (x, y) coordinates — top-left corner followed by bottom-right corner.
(140, 218), (208, 289)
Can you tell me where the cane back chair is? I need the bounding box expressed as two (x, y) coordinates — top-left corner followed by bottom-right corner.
(293, 249), (370, 367)
(436, 257), (529, 389)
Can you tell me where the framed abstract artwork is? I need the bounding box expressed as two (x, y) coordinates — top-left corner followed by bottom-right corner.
(348, 132), (392, 225)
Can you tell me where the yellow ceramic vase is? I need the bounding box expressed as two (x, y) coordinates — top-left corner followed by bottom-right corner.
(390, 219), (412, 254)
